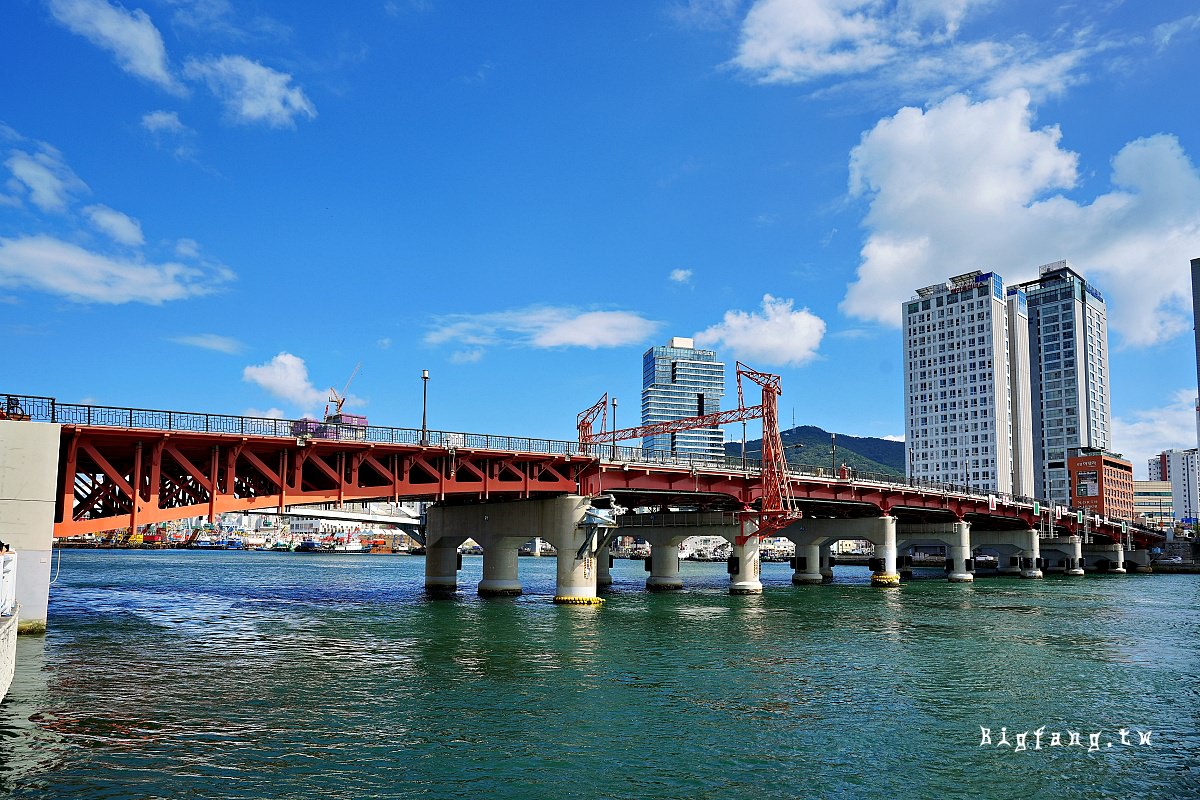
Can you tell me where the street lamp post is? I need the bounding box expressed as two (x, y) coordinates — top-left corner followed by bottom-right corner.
(830, 433), (837, 477)
(611, 397), (618, 460)
(420, 369), (429, 446)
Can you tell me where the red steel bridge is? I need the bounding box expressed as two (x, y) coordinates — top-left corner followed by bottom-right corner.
(0, 393), (1164, 548)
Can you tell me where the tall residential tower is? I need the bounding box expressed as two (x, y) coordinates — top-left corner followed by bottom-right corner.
(902, 271), (1032, 496)
(640, 337), (725, 460)
(1012, 261), (1112, 509)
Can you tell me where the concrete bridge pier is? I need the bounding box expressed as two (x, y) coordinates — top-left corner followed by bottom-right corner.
(1083, 541), (1126, 574)
(1124, 549), (1152, 573)
(727, 530), (762, 595)
(819, 543), (834, 583)
(947, 521), (974, 583)
(424, 535), (467, 593)
(0, 420), (60, 634)
(1041, 536), (1085, 575)
(478, 536), (523, 596)
(427, 496), (601, 603)
(782, 517), (898, 587)
(1023, 532), (1044, 579)
(791, 542), (823, 585)
(644, 532), (686, 591)
(596, 540), (613, 588)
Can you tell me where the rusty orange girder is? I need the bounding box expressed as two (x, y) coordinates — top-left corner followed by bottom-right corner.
(54, 426), (585, 538)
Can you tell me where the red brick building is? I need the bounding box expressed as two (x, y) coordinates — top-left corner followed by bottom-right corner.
(1068, 448), (1134, 522)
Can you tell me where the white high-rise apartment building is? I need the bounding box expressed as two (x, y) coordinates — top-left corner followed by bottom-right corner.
(902, 271), (1032, 496)
(641, 337), (725, 460)
(1166, 449), (1199, 528)
(1012, 261), (1112, 509)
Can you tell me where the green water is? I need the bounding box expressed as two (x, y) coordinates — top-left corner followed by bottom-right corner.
(1, 551), (1197, 799)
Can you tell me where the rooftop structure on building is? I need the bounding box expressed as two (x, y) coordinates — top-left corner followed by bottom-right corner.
(641, 337), (725, 461)
(902, 270), (1032, 497)
(1010, 260), (1112, 510)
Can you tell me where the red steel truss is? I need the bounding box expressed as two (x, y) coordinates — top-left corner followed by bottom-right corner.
(47, 423), (1160, 550)
(55, 426), (582, 538)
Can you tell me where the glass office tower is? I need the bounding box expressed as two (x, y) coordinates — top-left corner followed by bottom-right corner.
(641, 337), (725, 460)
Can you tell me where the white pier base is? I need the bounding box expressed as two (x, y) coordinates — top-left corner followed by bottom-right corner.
(478, 541), (522, 596)
(791, 543), (823, 585)
(728, 536), (762, 595)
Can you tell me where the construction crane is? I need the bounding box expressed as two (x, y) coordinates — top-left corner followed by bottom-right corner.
(577, 362), (798, 542)
(326, 362), (361, 419)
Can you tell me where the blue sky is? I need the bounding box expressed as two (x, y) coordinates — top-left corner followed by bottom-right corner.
(2, 0), (1198, 478)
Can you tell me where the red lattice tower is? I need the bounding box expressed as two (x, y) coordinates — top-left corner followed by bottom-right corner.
(577, 361), (799, 543)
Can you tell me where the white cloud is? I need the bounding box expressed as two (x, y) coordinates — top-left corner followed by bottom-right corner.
(450, 348), (484, 364)
(175, 238), (200, 257)
(426, 307), (660, 351)
(695, 294), (826, 366)
(730, 0), (1089, 101)
(0, 234), (229, 303)
(669, 268), (693, 283)
(670, 0), (742, 30)
(141, 109), (186, 133)
(242, 352), (327, 407)
(171, 333), (243, 353)
(376, 337), (392, 349)
(5, 147), (88, 213)
(184, 55), (316, 127)
(244, 406), (286, 419)
(882, 434), (905, 442)
(840, 91), (1200, 348)
(48, 0), (184, 94)
(82, 204), (144, 246)
(1112, 389), (1198, 479)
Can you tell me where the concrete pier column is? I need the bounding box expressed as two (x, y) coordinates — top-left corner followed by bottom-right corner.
(1021, 531), (1043, 579)
(478, 541), (522, 596)
(0, 421), (63, 633)
(791, 543), (822, 585)
(646, 542), (683, 591)
(871, 516), (900, 587)
(531, 537), (543, 557)
(543, 496), (603, 605)
(424, 540), (462, 593)
(947, 520), (974, 583)
(819, 543), (834, 583)
(596, 540), (613, 588)
(1067, 537), (1085, 576)
(1107, 542), (1127, 574)
(728, 535), (762, 595)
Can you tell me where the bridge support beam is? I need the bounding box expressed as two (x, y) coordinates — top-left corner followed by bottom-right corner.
(478, 538), (522, 596)
(791, 543), (823, 585)
(645, 533), (685, 591)
(948, 521), (974, 583)
(728, 534), (762, 595)
(0, 420), (61, 633)
(1082, 541), (1126, 574)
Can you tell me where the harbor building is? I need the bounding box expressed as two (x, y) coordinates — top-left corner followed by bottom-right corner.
(1011, 261), (1112, 509)
(902, 271), (1032, 496)
(1134, 480), (1174, 530)
(640, 337), (725, 460)
(1067, 448), (1133, 522)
